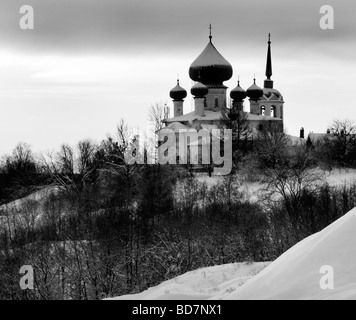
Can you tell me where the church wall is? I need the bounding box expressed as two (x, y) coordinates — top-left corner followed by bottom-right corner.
(249, 119), (283, 133)
(205, 87), (227, 110)
(258, 101), (284, 119)
(250, 100), (260, 115)
(173, 100), (184, 117)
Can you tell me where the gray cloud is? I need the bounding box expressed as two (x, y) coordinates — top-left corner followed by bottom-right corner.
(0, 0), (354, 58)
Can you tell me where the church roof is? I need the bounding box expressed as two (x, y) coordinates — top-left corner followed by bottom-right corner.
(169, 80), (187, 101)
(262, 88), (283, 99)
(230, 81), (247, 101)
(286, 135), (306, 146)
(247, 79), (264, 101)
(307, 133), (335, 144)
(189, 30), (233, 85)
(164, 110), (282, 124)
(164, 122), (190, 132)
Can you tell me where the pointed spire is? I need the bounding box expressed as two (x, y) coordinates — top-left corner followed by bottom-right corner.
(264, 33), (274, 89)
(265, 33), (272, 80)
(209, 24), (212, 42)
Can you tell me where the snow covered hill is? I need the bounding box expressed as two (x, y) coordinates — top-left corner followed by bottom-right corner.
(111, 207), (356, 300)
(220, 207), (356, 300)
(107, 262), (270, 300)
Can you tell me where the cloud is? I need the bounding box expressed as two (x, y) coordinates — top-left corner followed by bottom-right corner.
(0, 0), (354, 58)
(0, 0), (355, 155)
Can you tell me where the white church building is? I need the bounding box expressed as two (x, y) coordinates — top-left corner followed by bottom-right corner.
(164, 27), (285, 135)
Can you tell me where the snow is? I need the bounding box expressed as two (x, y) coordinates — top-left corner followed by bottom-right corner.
(323, 168), (356, 186)
(195, 168), (356, 203)
(220, 207), (356, 300)
(107, 262), (270, 300)
(110, 207), (356, 300)
(190, 41), (231, 68)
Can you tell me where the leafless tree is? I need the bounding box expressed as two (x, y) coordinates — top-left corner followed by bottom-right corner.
(256, 131), (320, 214)
(77, 139), (97, 185)
(148, 103), (166, 159)
(329, 119), (356, 167)
(220, 108), (251, 172)
(149, 102), (165, 134)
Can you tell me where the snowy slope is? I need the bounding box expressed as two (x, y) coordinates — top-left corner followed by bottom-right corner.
(108, 262), (270, 300)
(111, 207), (356, 300)
(217, 207), (356, 300)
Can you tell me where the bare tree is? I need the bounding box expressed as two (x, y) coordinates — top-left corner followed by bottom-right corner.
(148, 103), (166, 159)
(329, 119), (356, 167)
(220, 107), (251, 172)
(255, 131), (320, 220)
(149, 103), (165, 134)
(77, 139), (97, 184)
(115, 118), (132, 152)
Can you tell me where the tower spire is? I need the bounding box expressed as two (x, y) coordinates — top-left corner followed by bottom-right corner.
(209, 24), (212, 42)
(264, 33), (273, 89)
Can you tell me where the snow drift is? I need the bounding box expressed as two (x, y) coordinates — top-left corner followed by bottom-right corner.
(108, 262), (270, 300)
(111, 207), (356, 300)
(220, 207), (356, 300)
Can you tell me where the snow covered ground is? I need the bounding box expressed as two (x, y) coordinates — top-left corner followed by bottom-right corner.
(220, 207), (356, 300)
(111, 207), (356, 300)
(195, 168), (356, 203)
(107, 262), (271, 300)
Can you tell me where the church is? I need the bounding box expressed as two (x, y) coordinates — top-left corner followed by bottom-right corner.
(163, 27), (285, 136)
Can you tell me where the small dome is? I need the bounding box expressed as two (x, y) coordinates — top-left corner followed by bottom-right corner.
(191, 82), (208, 97)
(247, 79), (263, 101)
(189, 40), (233, 85)
(230, 81), (247, 102)
(169, 80), (187, 101)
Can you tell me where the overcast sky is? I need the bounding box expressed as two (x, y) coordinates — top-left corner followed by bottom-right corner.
(0, 0), (355, 155)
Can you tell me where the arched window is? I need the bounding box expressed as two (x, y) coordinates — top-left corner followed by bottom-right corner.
(271, 105), (276, 118)
(215, 97), (219, 108)
(261, 105), (266, 116)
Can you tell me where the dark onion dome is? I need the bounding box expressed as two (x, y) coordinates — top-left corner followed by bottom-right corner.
(230, 81), (247, 102)
(189, 40), (233, 85)
(246, 79), (263, 101)
(191, 82), (208, 97)
(169, 80), (187, 101)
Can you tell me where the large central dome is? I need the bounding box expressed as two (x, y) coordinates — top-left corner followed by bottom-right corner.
(189, 39), (233, 86)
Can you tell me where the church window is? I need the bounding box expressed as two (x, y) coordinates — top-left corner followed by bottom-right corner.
(215, 97), (219, 108)
(271, 105), (276, 117)
(261, 105), (266, 115)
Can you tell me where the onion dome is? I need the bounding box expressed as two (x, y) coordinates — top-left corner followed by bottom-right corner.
(246, 79), (263, 101)
(189, 26), (233, 85)
(191, 82), (208, 97)
(230, 81), (247, 102)
(169, 79), (187, 101)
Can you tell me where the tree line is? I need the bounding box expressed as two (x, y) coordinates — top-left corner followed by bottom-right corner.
(0, 112), (356, 299)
